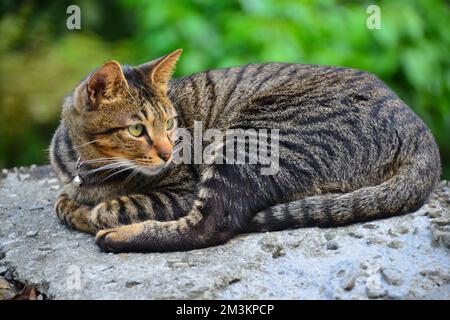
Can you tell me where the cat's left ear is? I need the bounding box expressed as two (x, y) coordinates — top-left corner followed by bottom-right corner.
(138, 49), (182, 94)
(86, 60), (129, 105)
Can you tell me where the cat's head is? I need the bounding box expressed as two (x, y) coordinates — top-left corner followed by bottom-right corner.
(63, 49), (182, 176)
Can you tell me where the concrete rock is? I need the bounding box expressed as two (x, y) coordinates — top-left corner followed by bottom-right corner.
(0, 166), (450, 299)
(387, 240), (404, 249)
(365, 272), (387, 299)
(381, 267), (403, 286)
(326, 240), (339, 250)
(388, 225), (409, 237)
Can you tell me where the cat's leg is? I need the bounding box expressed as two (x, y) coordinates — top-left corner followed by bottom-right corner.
(55, 194), (96, 234)
(54, 190), (194, 234)
(89, 191), (193, 229)
(95, 165), (258, 253)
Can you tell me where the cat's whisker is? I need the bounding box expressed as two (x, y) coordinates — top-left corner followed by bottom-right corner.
(173, 140), (185, 147)
(172, 144), (185, 153)
(124, 168), (140, 183)
(84, 157), (124, 164)
(83, 160), (134, 176)
(100, 165), (139, 183)
(173, 137), (193, 148)
(70, 139), (99, 151)
(179, 123), (196, 131)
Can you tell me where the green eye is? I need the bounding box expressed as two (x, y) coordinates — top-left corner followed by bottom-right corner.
(128, 124), (144, 137)
(166, 118), (176, 131)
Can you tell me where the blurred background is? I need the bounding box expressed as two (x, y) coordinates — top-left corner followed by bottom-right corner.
(0, 0), (449, 177)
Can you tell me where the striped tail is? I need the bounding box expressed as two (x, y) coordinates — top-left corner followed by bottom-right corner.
(250, 131), (441, 231)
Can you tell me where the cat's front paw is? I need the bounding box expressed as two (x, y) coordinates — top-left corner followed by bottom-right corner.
(95, 229), (117, 252)
(95, 224), (144, 253)
(54, 194), (96, 234)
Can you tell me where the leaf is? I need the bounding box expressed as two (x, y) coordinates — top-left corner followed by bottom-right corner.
(0, 277), (17, 300)
(8, 284), (38, 300)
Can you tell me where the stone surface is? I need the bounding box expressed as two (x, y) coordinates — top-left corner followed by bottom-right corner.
(0, 166), (449, 300)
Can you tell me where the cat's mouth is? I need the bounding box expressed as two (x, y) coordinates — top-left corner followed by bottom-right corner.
(134, 158), (172, 176)
(81, 155), (173, 181)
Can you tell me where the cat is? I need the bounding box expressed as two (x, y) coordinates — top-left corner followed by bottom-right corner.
(49, 49), (441, 253)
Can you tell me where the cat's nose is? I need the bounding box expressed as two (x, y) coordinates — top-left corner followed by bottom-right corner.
(158, 151), (171, 162)
(154, 144), (172, 162)
(153, 138), (173, 162)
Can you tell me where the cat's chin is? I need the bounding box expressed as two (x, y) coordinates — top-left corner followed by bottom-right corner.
(135, 161), (171, 176)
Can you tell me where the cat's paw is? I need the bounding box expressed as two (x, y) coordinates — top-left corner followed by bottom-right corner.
(54, 194), (76, 225)
(95, 224), (144, 253)
(54, 194), (96, 234)
(95, 229), (117, 252)
(54, 193), (70, 213)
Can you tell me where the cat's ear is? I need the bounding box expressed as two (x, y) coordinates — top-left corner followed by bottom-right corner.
(86, 60), (129, 104)
(138, 49), (182, 93)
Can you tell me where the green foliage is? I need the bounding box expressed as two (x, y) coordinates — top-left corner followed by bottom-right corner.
(0, 0), (449, 177)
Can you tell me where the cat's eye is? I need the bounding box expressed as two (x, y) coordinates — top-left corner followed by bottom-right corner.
(128, 124), (145, 137)
(166, 118), (176, 131)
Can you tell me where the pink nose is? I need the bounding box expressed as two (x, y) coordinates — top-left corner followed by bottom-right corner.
(153, 138), (173, 162)
(158, 151), (171, 161)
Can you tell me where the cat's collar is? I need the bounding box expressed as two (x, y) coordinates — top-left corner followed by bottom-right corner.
(76, 156), (85, 169)
(72, 156), (86, 186)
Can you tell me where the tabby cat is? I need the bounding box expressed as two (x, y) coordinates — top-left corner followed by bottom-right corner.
(49, 49), (441, 253)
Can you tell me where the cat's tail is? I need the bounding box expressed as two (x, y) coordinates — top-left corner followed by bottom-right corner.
(250, 130), (441, 231)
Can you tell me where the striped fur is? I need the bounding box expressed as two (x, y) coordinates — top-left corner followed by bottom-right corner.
(50, 52), (441, 253)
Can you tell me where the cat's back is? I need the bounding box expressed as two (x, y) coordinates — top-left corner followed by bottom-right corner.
(170, 62), (417, 132)
(170, 62), (434, 186)
(171, 62), (338, 103)
(172, 62), (380, 98)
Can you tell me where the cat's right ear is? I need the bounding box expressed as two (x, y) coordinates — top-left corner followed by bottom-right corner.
(138, 49), (182, 94)
(85, 60), (129, 106)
